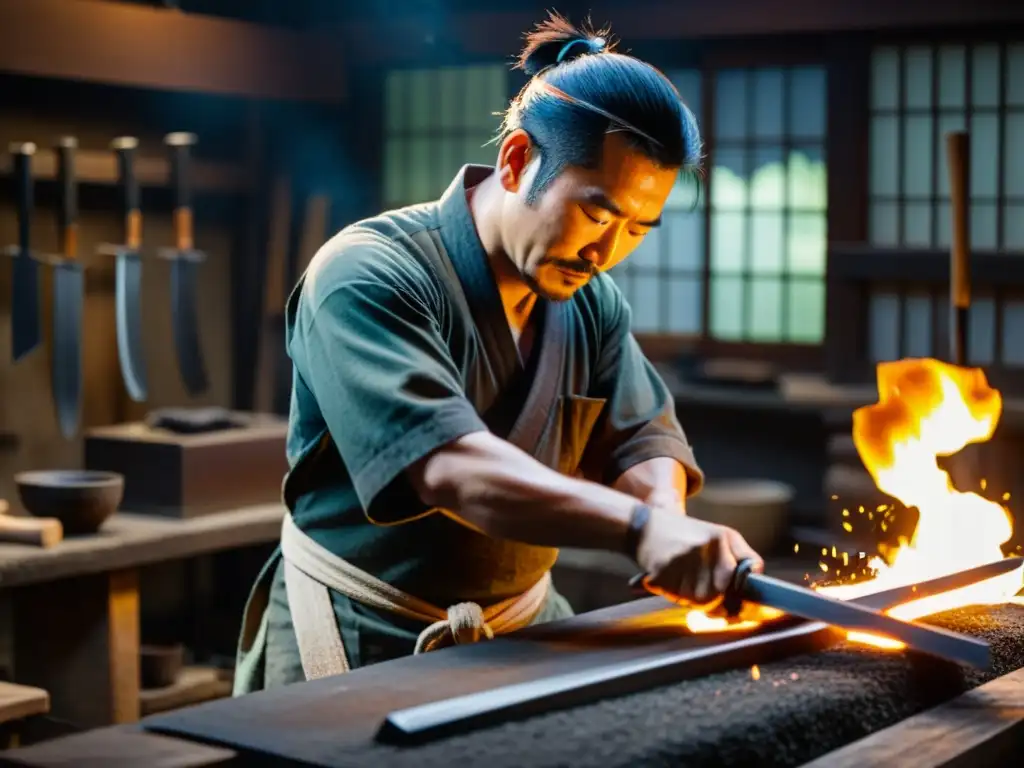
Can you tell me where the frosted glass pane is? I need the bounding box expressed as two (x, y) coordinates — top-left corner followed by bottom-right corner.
(935, 199), (952, 249)
(869, 203), (899, 246)
(1005, 114), (1024, 197)
(709, 276), (744, 339)
(869, 290), (901, 362)
(750, 212), (784, 274)
(409, 69), (433, 130)
(872, 47), (900, 110)
(936, 113), (967, 197)
(904, 201), (933, 247)
(710, 211), (745, 273)
(712, 148), (747, 209)
(903, 115), (933, 198)
(748, 278), (783, 341)
(669, 70), (703, 125)
(786, 279), (825, 343)
(631, 275), (662, 332)
(938, 46), (967, 109)
(408, 137), (433, 202)
(664, 210), (703, 271)
(385, 71), (407, 133)
(667, 174), (702, 210)
(1009, 44), (1024, 107)
(870, 115), (900, 197)
(630, 226), (662, 270)
(788, 146), (826, 211)
(753, 69), (785, 139)
(971, 113), (1000, 198)
(971, 45), (1001, 109)
(788, 213), (826, 276)
(383, 138), (406, 206)
(484, 65), (508, 128)
(438, 137), (463, 188)
(789, 67), (827, 139)
(1002, 300), (1024, 367)
(971, 202), (998, 250)
(904, 47), (933, 109)
(438, 68), (460, 130)
(1005, 204), (1024, 250)
(903, 292), (933, 358)
(667, 275), (703, 334)
(716, 70), (748, 140)
(462, 67), (486, 129)
(463, 135), (495, 168)
(750, 145), (785, 210)
(968, 297), (996, 366)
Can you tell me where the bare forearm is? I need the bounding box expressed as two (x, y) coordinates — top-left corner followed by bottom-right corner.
(410, 431), (641, 552)
(613, 456), (689, 511)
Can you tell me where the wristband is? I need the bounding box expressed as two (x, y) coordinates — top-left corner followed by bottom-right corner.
(624, 503), (652, 560)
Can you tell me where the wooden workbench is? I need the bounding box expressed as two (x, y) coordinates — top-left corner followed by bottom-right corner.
(0, 505), (285, 729)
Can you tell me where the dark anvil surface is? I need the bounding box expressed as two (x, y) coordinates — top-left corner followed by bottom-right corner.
(143, 602), (1024, 768)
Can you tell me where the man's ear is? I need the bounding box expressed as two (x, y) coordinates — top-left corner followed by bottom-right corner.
(496, 129), (534, 193)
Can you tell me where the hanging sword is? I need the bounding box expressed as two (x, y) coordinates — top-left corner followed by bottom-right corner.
(2, 142), (42, 361)
(159, 132), (208, 396)
(50, 137), (84, 439)
(99, 137), (148, 402)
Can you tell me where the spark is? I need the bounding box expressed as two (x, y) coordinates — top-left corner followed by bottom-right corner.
(751, 665), (761, 681)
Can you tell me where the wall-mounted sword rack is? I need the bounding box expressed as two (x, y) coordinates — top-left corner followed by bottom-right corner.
(2, 132), (212, 440)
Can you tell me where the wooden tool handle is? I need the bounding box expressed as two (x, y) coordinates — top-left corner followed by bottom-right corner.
(165, 132), (196, 250)
(0, 510), (63, 548)
(111, 136), (142, 249)
(55, 136), (78, 260)
(946, 131), (971, 310)
(9, 142), (35, 254)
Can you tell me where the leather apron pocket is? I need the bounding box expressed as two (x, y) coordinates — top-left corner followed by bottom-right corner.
(558, 395), (607, 476)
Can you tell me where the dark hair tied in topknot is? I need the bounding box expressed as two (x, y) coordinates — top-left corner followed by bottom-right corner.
(516, 12), (613, 77)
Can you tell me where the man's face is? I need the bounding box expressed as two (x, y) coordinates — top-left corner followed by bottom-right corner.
(498, 131), (679, 302)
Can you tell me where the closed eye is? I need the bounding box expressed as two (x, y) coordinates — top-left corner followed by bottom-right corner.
(579, 205), (611, 225)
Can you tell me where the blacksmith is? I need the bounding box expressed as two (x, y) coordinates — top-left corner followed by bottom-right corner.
(234, 13), (763, 693)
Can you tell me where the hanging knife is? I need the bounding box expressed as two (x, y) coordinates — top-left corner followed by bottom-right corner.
(159, 132), (208, 396)
(99, 136), (148, 402)
(629, 559), (990, 668)
(5, 142), (42, 361)
(51, 137), (84, 439)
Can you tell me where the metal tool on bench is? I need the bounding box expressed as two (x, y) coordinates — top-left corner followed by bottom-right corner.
(159, 131), (208, 396)
(51, 137), (85, 439)
(378, 557), (1021, 745)
(629, 558), (991, 668)
(98, 136), (148, 402)
(3, 142), (42, 361)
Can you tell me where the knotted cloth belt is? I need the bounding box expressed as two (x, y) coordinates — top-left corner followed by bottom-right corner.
(280, 513), (551, 680)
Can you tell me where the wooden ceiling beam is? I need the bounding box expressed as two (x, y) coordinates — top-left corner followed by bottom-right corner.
(0, 0), (345, 103)
(337, 0), (1024, 65)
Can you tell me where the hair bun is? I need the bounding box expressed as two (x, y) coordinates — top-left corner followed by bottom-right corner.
(517, 13), (612, 77)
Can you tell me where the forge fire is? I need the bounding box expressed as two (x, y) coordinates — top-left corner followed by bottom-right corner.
(680, 357), (1023, 643)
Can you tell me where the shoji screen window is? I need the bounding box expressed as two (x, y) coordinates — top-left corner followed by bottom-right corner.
(610, 70), (705, 335)
(383, 64), (508, 208)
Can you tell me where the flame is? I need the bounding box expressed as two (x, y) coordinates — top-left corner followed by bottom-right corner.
(679, 358), (1022, 643)
(817, 358), (1021, 648)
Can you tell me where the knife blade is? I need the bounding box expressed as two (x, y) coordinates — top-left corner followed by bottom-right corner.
(163, 131), (209, 396)
(111, 136), (148, 402)
(51, 137), (83, 439)
(9, 142), (41, 361)
(630, 559), (991, 668)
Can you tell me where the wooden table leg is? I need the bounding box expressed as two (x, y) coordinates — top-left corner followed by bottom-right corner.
(12, 568), (140, 729)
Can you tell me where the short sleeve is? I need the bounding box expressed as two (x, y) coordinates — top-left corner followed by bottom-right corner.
(579, 281), (704, 496)
(293, 241), (488, 524)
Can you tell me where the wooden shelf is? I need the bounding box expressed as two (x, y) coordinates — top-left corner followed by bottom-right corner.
(139, 666), (232, 717)
(0, 147), (249, 194)
(0, 682), (49, 725)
